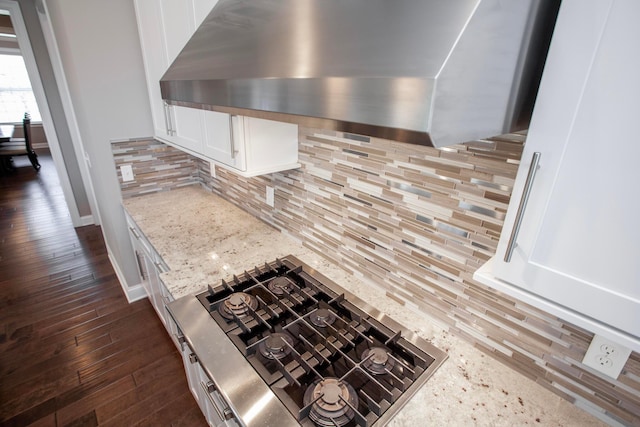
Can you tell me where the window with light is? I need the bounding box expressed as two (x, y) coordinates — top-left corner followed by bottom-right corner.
(0, 53), (41, 123)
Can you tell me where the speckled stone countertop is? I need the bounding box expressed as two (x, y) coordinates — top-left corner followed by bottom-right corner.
(123, 186), (606, 427)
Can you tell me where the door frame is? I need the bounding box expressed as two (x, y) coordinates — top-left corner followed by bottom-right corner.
(0, 0), (99, 227)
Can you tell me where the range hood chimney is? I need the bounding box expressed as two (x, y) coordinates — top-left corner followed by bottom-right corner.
(160, 0), (559, 147)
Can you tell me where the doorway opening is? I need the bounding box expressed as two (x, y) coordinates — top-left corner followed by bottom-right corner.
(0, 1), (97, 227)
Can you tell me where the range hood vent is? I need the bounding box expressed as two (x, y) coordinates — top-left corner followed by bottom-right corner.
(160, 0), (559, 147)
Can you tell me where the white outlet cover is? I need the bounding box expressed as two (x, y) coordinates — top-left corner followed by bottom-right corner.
(120, 164), (134, 182)
(209, 162), (216, 178)
(266, 186), (275, 207)
(582, 334), (631, 379)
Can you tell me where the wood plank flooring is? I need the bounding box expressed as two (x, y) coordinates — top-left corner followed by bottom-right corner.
(0, 151), (206, 426)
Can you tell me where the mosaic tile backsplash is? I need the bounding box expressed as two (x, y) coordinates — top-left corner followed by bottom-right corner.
(112, 138), (199, 199)
(112, 130), (640, 426)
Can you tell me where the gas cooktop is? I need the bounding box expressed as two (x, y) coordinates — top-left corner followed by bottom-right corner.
(169, 255), (447, 427)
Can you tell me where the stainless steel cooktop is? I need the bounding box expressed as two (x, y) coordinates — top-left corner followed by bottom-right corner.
(168, 255), (447, 426)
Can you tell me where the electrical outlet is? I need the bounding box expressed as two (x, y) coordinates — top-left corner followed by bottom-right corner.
(120, 164), (134, 182)
(582, 334), (631, 379)
(209, 161), (216, 178)
(266, 186), (275, 207)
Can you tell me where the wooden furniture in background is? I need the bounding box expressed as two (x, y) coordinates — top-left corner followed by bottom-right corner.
(0, 113), (41, 173)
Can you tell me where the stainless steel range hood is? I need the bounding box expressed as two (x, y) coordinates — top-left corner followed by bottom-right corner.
(160, 0), (559, 147)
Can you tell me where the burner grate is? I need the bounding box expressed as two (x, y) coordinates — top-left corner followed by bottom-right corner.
(195, 257), (443, 426)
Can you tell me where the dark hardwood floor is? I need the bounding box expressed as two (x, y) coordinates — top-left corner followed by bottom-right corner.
(0, 151), (206, 426)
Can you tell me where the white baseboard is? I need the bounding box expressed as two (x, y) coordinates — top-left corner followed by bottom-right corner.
(79, 215), (94, 226)
(106, 243), (146, 303)
(124, 284), (149, 303)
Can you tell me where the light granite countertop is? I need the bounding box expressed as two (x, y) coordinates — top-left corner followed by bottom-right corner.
(123, 186), (607, 427)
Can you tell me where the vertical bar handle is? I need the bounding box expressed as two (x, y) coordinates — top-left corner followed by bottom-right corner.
(129, 226), (140, 240)
(228, 115), (237, 159)
(163, 101), (171, 136)
(504, 152), (541, 262)
(167, 104), (176, 136)
(202, 381), (226, 421)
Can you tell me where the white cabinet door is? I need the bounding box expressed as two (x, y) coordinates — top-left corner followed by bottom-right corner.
(181, 345), (206, 415)
(129, 226), (162, 314)
(243, 117), (299, 175)
(126, 212), (173, 330)
(192, 0), (219, 27)
(159, 0), (204, 153)
(202, 111), (245, 171)
(203, 114), (300, 176)
(136, 0), (204, 150)
(159, 0), (194, 63)
(168, 106), (204, 153)
(134, 0), (171, 139)
(490, 0), (640, 343)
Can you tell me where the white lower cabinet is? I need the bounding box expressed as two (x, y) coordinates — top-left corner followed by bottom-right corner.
(178, 336), (239, 427)
(126, 212), (172, 333)
(126, 210), (239, 425)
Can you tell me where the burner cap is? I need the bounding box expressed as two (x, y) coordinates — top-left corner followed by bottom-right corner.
(303, 378), (358, 427)
(361, 347), (395, 375)
(267, 276), (294, 296)
(258, 332), (294, 360)
(309, 308), (337, 328)
(218, 292), (258, 320)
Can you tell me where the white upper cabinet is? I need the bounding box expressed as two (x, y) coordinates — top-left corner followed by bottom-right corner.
(240, 116), (299, 176)
(202, 110), (238, 169)
(134, 0), (170, 140)
(475, 0), (640, 351)
(134, 0), (299, 176)
(135, 0), (204, 152)
(159, 0), (194, 63)
(192, 0), (219, 27)
(202, 112), (299, 176)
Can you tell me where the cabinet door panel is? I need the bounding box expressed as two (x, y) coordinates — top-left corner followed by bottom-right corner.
(202, 111), (245, 170)
(493, 0), (640, 338)
(192, 0), (219, 27)
(160, 0), (194, 63)
(170, 106), (203, 153)
(134, 0), (170, 138)
(244, 117), (298, 172)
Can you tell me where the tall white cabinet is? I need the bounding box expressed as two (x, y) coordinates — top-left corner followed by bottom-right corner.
(475, 0), (640, 352)
(134, 0), (208, 152)
(133, 0), (299, 177)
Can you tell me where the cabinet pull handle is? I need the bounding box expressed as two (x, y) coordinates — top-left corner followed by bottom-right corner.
(504, 152), (541, 262)
(205, 380), (216, 394)
(163, 101), (171, 136)
(129, 226), (140, 240)
(154, 261), (166, 273)
(173, 333), (185, 350)
(228, 115), (237, 159)
(223, 408), (234, 420)
(168, 104), (176, 136)
(201, 381), (226, 421)
(134, 251), (147, 281)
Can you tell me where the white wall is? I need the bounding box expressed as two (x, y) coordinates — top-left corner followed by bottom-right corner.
(44, 0), (154, 289)
(19, 0), (93, 218)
